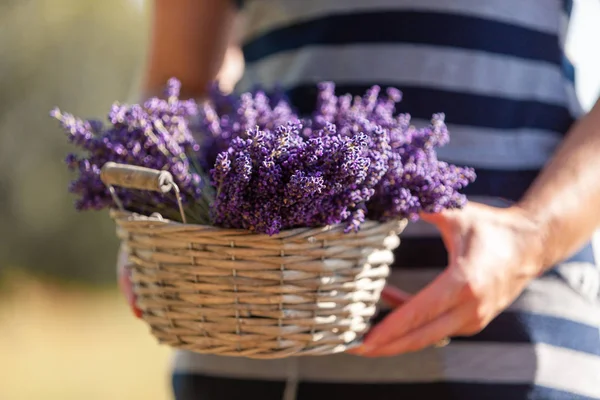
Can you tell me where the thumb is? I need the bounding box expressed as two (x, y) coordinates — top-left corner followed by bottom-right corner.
(419, 208), (460, 235)
(419, 209), (463, 259)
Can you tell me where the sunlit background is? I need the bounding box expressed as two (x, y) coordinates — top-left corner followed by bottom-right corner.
(0, 1), (599, 399)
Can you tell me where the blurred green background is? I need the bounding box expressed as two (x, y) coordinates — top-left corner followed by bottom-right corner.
(0, 0), (148, 283)
(0, 1), (598, 399)
(0, 2), (172, 399)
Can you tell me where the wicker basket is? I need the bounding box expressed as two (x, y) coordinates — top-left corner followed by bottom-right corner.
(101, 162), (407, 359)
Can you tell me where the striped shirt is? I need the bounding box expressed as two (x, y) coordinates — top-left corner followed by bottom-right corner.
(172, 1), (600, 399)
(232, 0), (597, 268)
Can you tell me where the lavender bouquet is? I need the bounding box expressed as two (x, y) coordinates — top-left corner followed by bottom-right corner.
(52, 78), (475, 235)
(51, 79), (213, 224)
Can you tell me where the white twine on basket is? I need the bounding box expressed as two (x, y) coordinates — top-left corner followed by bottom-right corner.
(282, 357), (299, 400)
(231, 240), (242, 353)
(154, 244), (181, 345)
(277, 249), (285, 349)
(191, 241), (209, 338)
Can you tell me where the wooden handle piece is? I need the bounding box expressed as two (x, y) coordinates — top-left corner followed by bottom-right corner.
(100, 162), (174, 193)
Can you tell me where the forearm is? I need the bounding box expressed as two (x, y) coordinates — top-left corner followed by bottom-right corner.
(516, 98), (600, 269)
(142, 0), (237, 99)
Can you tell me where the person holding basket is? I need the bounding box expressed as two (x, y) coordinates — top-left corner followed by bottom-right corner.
(118, 0), (600, 399)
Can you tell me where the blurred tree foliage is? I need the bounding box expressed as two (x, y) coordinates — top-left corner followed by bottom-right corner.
(0, 0), (150, 284)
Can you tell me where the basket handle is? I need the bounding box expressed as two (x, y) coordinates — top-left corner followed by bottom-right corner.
(100, 162), (187, 223)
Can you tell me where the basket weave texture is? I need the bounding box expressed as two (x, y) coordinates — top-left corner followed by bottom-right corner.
(112, 209), (406, 359)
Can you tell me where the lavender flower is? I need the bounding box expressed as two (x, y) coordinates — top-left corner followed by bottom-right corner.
(55, 78), (476, 234)
(308, 82), (475, 223)
(195, 84), (299, 172)
(210, 122), (376, 234)
(52, 78), (211, 223)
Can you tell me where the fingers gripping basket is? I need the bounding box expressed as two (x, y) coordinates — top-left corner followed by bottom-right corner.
(101, 162), (407, 359)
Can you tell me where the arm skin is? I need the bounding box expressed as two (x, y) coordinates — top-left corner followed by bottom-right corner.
(142, 0), (238, 99)
(350, 98), (600, 357)
(516, 98), (600, 270)
(118, 0), (237, 317)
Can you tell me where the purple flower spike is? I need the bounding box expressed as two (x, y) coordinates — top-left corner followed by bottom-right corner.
(55, 78), (476, 233)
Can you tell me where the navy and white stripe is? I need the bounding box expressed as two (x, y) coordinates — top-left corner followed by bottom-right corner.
(240, 0), (570, 42)
(172, 261), (600, 399)
(236, 0), (583, 173)
(173, 1), (600, 399)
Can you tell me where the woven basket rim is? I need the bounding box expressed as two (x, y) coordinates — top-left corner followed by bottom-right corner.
(109, 209), (407, 238)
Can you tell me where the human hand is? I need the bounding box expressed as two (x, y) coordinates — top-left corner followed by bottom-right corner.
(349, 202), (544, 357)
(117, 244), (143, 318)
